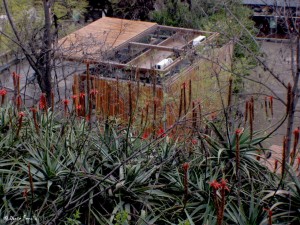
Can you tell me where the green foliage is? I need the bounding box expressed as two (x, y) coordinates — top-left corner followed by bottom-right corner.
(65, 209), (81, 225)
(0, 0), (88, 52)
(114, 210), (128, 225)
(150, 0), (260, 93)
(0, 97), (298, 224)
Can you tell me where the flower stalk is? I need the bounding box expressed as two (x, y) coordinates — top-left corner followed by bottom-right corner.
(0, 89), (7, 106)
(30, 108), (39, 134)
(16, 111), (25, 137)
(182, 162), (190, 207)
(282, 136), (287, 178)
(269, 96), (273, 117)
(209, 179), (230, 225)
(291, 128), (299, 164)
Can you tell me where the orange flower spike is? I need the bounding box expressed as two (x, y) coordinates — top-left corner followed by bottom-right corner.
(16, 95), (22, 111)
(0, 88), (7, 105)
(39, 93), (47, 110)
(291, 128), (300, 163)
(293, 128), (300, 145)
(12, 72), (20, 93)
(209, 180), (221, 190)
(297, 157), (300, 170)
(30, 107), (39, 133)
(76, 104), (82, 115)
(264, 208), (273, 225)
(142, 132), (150, 140)
(269, 96), (273, 116)
(235, 128), (243, 136)
(264, 97), (268, 117)
(79, 92), (85, 99)
(90, 89), (98, 97)
(274, 159), (278, 172)
(62, 99), (70, 116)
(16, 111), (25, 137)
(182, 162), (190, 172)
(19, 111), (25, 118)
(220, 178), (230, 192)
(191, 139), (197, 145)
(157, 127), (166, 138)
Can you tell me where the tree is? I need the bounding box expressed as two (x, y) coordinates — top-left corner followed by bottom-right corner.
(0, 0), (88, 105)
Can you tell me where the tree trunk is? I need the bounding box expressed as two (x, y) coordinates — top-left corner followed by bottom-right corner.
(41, 0), (53, 105)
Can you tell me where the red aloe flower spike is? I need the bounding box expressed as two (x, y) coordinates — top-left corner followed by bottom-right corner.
(72, 95), (78, 108)
(142, 131), (150, 140)
(188, 79), (192, 107)
(22, 188), (28, 199)
(79, 92), (85, 99)
(274, 159), (278, 172)
(157, 127), (166, 138)
(182, 162), (190, 172)
(30, 107), (39, 133)
(0, 88), (7, 106)
(191, 139), (197, 145)
(76, 105), (82, 115)
(16, 111), (25, 137)
(12, 72), (20, 95)
(297, 157), (300, 170)
(264, 208), (273, 225)
(19, 111), (25, 118)
(220, 178), (230, 192)
(192, 101), (197, 129)
(282, 136), (287, 178)
(264, 97), (268, 118)
(209, 180), (221, 190)
(62, 99), (70, 116)
(250, 96), (254, 120)
(90, 89), (98, 96)
(235, 128), (243, 136)
(269, 96), (273, 117)
(183, 82), (187, 115)
(291, 128), (300, 164)
(16, 95), (22, 111)
(218, 178), (229, 225)
(178, 87), (183, 119)
(39, 93), (47, 110)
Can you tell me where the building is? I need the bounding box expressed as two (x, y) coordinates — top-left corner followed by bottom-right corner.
(243, 0), (300, 38)
(57, 17), (233, 130)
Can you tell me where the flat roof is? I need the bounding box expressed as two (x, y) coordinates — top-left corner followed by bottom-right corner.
(58, 17), (157, 61)
(57, 17), (218, 74)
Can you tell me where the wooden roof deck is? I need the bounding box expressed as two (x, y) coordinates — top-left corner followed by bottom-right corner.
(58, 17), (157, 61)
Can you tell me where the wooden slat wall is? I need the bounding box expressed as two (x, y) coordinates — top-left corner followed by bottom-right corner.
(74, 75), (164, 130)
(164, 42), (234, 129)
